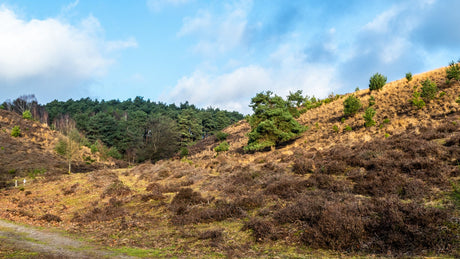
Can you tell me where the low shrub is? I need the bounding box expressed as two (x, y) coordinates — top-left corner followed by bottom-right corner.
(368, 95), (375, 106)
(420, 79), (438, 101)
(332, 125), (339, 133)
(344, 125), (352, 131)
(446, 60), (460, 82)
(405, 72), (412, 82)
(215, 131), (229, 141)
(411, 91), (426, 109)
(343, 95), (362, 117)
(22, 110), (32, 120)
(363, 107), (376, 127)
(242, 217), (275, 242)
(40, 213), (62, 222)
(101, 180), (131, 198)
(11, 126), (21, 137)
(214, 141), (230, 152)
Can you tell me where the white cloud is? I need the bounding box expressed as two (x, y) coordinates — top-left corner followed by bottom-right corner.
(177, 1), (250, 56)
(168, 43), (339, 114)
(0, 5), (136, 102)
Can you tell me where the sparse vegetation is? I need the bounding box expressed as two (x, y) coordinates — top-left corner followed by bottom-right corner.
(11, 126), (21, 137)
(369, 73), (387, 91)
(363, 107), (376, 127)
(343, 95), (362, 116)
(344, 125), (352, 131)
(332, 125), (339, 133)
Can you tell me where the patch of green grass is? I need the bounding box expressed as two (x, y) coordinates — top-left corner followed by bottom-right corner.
(110, 246), (172, 258)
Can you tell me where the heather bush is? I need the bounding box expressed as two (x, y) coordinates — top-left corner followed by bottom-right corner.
(369, 73), (387, 91)
(343, 95), (362, 116)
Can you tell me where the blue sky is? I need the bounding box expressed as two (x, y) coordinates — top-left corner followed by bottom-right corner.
(1, 0), (459, 114)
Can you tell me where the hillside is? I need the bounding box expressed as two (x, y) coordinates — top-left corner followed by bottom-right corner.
(0, 66), (459, 257)
(0, 110), (118, 187)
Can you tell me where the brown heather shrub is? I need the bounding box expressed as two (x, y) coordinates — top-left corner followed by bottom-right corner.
(62, 182), (79, 195)
(199, 229), (223, 241)
(170, 199), (245, 226)
(263, 176), (307, 200)
(242, 217), (275, 242)
(169, 188), (207, 215)
(292, 157), (315, 175)
(40, 213), (62, 222)
(306, 174), (352, 193)
(101, 179), (132, 198)
(72, 198), (126, 223)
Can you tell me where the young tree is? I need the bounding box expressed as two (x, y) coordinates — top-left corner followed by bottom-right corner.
(369, 73), (387, 91)
(55, 119), (81, 174)
(245, 91), (306, 152)
(343, 95), (362, 117)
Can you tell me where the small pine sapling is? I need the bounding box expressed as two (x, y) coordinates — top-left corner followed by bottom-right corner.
(363, 107), (376, 127)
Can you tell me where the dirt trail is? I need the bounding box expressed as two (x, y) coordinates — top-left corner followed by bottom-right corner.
(0, 220), (133, 258)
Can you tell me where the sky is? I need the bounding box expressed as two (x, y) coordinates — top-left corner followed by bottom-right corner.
(1, 0), (459, 114)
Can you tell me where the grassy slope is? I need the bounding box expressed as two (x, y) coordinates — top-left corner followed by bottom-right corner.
(0, 66), (459, 257)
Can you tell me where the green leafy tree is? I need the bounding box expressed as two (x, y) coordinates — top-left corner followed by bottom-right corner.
(55, 128), (81, 174)
(137, 115), (180, 162)
(343, 95), (362, 117)
(369, 73), (387, 91)
(245, 91), (306, 152)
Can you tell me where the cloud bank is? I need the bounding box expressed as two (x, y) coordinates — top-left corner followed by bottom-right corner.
(0, 5), (136, 103)
(168, 0), (460, 113)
